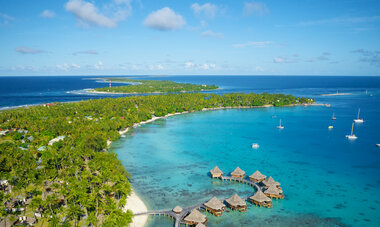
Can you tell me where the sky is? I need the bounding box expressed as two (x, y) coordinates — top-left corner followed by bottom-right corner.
(0, 0), (379, 76)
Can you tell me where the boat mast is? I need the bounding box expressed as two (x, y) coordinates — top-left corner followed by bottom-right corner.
(351, 123), (354, 136)
(357, 108), (360, 119)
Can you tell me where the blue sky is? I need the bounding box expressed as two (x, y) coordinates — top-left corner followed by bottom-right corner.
(0, 0), (379, 76)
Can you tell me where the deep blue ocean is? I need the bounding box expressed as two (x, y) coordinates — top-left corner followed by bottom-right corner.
(1, 76), (380, 226)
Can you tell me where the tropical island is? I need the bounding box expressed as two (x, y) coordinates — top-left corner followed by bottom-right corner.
(88, 78), (219, 94)
(0, 92), (314, 226)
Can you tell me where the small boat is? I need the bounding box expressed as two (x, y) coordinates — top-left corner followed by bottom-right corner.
(346, 123), (357, 140)
(376, 144), (380, 147)
(251, 143), (259, 149)
(328, 125), (333, 129)
(332, 113), (336, 120)
(277, 119), (284, 129)
(353, 108), (364, 123)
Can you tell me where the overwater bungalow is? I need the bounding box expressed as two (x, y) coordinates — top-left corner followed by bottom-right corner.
(264, 185), (284, 199)
(173, 206), (183, 214)
(249, 170), (266, 182)
(204, 196), (226, 216)
(249, 190), (272, 208)
(225, 194), (247, 212)
(210, 166), (223, 178)
(195, 223), (207, 227)
(231, 167), (245, 178)
(262, 176), (281, 189)
(184, 209), (208, 226)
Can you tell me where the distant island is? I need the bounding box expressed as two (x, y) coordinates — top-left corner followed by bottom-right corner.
(0, 92), (314, 226)
(88, 78), (219, 94)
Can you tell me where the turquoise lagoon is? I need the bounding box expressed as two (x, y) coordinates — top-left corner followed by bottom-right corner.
(111, 91), (380, 227)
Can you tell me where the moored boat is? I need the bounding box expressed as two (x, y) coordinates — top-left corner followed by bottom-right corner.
(346, 123), (357, 140)
(277, 119), (284, 129)
(354, 108), (364, 123)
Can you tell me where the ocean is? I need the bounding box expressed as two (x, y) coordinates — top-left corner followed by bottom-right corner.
(1, 75), (380, 226)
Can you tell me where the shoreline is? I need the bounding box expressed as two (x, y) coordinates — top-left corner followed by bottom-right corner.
(122, 190), (148, 227)
(86, 88), (220, 95)
(320, 93), (352, 96)
(111, 102), (328, 227)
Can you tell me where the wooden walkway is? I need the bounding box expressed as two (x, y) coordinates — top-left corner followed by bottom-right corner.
(134, 176), (264, 227)
(219, 176), (261, 191)
(134, 203), (205, 227)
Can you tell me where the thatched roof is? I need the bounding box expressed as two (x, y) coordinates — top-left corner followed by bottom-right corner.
(262, 176), (280, 186)
(210, 166), (223, 175)
(173, 206), (183, 213)
(265, 186), (281, 195)
(204, 196), (225, 210)
(249, 170), (266, 180)
(196, 223), (206, 227)
(231, 167), (245, 176)
(184, 209), (207, 223)
(225, 193), (246, 206)
(250, 190), (271, 203)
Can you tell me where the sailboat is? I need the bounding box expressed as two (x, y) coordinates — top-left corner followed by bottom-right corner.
(332, 113), (336, 120)
(354, 108), (364, 123)
(251, 143), (259, 149)
(277, 119), (284, 129)
(346, 123), (357, 140)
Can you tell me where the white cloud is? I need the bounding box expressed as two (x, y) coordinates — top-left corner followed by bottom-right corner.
(273, 57), (295, 63)
(0, 13), (15, 26)
(144, 7), (185, 31)
(148, 64), (165, 70)
(255, 66), (264, 72)
(94, 61), (104, 70)
(185, 61), (195, 69)
(201, 30), (224, 39)
(41, 10), (56, 18)
(184, 62), (216, 70)
(191, 3), (217, 19)
(233, 41), (272, 48)
(65, 0), (131, 28)
(56, 63), (81, 71)
(14, 46), (44, 54)
(243, 2), (269, 16)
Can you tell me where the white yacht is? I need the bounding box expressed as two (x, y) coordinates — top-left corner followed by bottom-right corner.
(251, 143), (259, 149)
(277, 119), (284, 129)
(354, 108), (364, 123)
(346, 123), (358, 140)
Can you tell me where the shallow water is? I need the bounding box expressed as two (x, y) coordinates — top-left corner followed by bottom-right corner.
(112, 88), (380, 226)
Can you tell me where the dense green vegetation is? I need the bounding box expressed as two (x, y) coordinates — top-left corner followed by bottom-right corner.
(91, 78), (218, 93)
(0, 92), (313, 226)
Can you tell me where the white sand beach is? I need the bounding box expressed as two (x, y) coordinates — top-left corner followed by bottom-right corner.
(123, 190), (148, 227)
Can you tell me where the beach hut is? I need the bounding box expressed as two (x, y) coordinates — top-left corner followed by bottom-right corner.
(184, 209), (208, 226)
(249, 170), (266, 182)
(204, 196), (226, 216)
(231, 167), (245, 178)
(225, 194), (247, 212)
(264, 186), (284, 199)
(210, 166), (223, 178)
(173, 206), (183, 214)
(249, 190), (272, 208)
(262, 176), (281, 189)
